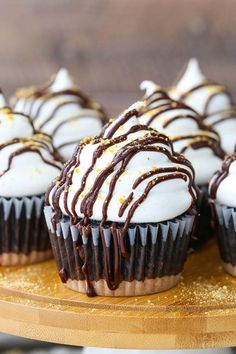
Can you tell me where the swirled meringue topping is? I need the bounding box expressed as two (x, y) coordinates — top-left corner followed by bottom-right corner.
(46, 102), (197, 226)
(168, 58), (236, 154)
(209, 154), (236, 208)
(139, 80), (225, 186)
(0, 93), (62, 197)
(13, 68), (106, 161)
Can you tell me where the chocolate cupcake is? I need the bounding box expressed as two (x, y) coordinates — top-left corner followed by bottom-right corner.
(169, 58), (236, 154)
(0, 92), (62, 266)
(12, 68), (106, 162)
(138, 81), (225, 249)
(44, 102), (198, 296)
(209, 154), (236, 276)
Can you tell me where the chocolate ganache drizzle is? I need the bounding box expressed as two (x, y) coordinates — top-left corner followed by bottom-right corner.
(209, 153), (236, 207)
(46, 102), (198, 295)
(0, 91), (62, 197)
(168, 58), (236, 154)
(139, 80), (225, 186)
(13, 68), (106, 161)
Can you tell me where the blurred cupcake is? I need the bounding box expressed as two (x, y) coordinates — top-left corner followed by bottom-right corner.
(169, 58), (236, 154)
(12, 68), (106, 162)
(44, 102), (198, 297)
(209, 154), (236, 276)
(0, 91), (62, 266)
(139, 80), (225, 249)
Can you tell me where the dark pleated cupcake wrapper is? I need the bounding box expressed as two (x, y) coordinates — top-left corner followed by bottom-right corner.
(189, 185), (213, 251)
(0, 195), (52, 265)
(214, 202), (236, 267)
(44, 206), (195, 292)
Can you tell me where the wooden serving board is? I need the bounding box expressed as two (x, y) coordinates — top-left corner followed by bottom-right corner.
(0, 241), (236, 350)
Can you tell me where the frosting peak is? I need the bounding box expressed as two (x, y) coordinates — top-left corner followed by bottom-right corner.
(168, 59), (236, 154)
(13, 68), (106, 161)
(49, 68), (76, 93)
(100, 101), (144, 139)
(46, 102), (197, 224)
(172, 58), (206, 95)
(140, 80), (162, 97)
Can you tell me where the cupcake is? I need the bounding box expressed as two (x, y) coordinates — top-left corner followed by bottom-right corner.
(139, 80), (225, 249)
(209, 154), (236, 276)
(12, 68), (106, 162)
(0, 91), (62, 266)
(168, 58), (236, 154)
(44, 102), (198, 296)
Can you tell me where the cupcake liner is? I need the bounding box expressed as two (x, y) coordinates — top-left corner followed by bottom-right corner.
(0, 195), (52, 266)
(45, 206), (195, 296)
(214, 202), (236, 274)
(189, 185), (213, 250)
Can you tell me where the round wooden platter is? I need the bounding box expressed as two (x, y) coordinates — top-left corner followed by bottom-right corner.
(0, 242), (236, 350)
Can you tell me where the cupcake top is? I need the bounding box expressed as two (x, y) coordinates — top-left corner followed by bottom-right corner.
(0, 92), (62, 198)
(13, 68), (106, 161)
(46, 102), (197, 225)
(139, 80), (225, 186)
(209, 154), (236, 208)
(168, 58), (236, 153)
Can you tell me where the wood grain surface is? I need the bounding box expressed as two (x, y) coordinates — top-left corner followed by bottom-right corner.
(0, 0), (235, 114)
(0, 241), (236, 349)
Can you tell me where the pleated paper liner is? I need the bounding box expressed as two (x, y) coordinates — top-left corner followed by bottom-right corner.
(44, 206), (195, 296)
(0, 195), (52, 266)
(214, 202), (236, 276)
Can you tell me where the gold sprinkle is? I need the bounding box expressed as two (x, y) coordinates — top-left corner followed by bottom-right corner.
(82, 137), (91, 143)
(75, 168), (80, 173)
(1, 108), (11, 114)
(119, 197), (126, 204)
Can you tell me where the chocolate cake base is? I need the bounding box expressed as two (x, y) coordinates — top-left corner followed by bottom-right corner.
(0, 250), (52, 266)
(66, 275), (181, 296)
(223, 262), (236, 277)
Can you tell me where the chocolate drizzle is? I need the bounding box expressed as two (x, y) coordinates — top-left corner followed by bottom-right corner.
(0, 103), (62, 178)
(139, 86), (225, 161)
(13, 74), (107, 152)
(179, 81), (233, 114)
(173, 77), (236, 128)
(209, 154), (236, 200)
(0, 134), (61, 177)
(46, 106), (198, 295)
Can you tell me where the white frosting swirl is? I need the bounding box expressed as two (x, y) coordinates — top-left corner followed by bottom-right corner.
(13, 68), (105, 161)
(168, 58), (236, 153)
(209, 155), (236, 207)
(47, 102), (197, 223)
(139, 80), (224, 186)
(0, 94), (62, 198)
